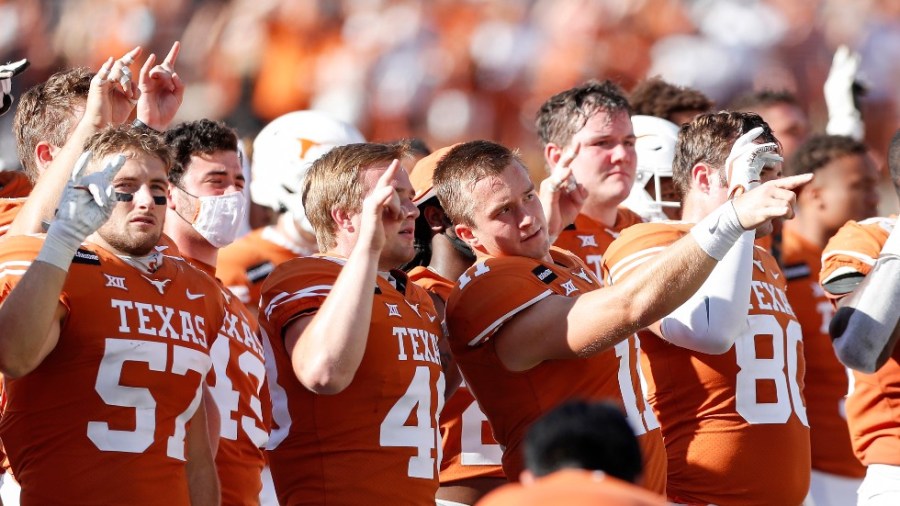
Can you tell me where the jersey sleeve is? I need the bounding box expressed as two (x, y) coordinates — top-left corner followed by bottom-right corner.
(601, 222), (686, 285)
(0, 235), (71, 311)
(258, 257), (336, 337)
(820, 218), (893, 298)
(446, 258), (557, 348)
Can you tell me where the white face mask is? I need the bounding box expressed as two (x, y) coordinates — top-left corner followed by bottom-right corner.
(188, 191), (246, 248)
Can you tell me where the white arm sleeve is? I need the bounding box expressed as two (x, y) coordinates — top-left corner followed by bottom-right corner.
(831, 225), (900, 372)
(659, 230), (754, 354)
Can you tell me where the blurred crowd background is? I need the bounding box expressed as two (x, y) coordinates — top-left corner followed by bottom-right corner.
(2, 0), (899, 209)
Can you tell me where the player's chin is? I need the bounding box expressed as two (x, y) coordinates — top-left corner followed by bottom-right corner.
(129, 229), (163, 256)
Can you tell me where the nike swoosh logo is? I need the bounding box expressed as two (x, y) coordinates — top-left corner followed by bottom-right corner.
(186, 290), (204, 300)
(704, 296), (710, 326)
(708, 215), (719, 234)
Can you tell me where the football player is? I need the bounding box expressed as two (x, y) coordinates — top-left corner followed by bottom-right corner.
(820, 129), (900, 505)
(431, 139), (808, 493)
(782, 135), (878, 505)
(537, 80), (644, 280)
(0, 125), (223, 504)
(164, 119), (271, 505)
(536, 81), (664, 494)
(602, 112), (811, 505)
(258, 143), (447, 504)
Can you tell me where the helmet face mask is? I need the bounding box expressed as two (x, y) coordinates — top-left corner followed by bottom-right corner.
(622, 115), (681, 222)
(249, 110), (365, 234)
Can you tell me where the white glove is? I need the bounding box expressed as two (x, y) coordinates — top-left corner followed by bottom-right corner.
(0, 59), (29, 116)
(824, 45), (864, 140)
(37, 151), (127, 271)
(725, 127), (782, 197)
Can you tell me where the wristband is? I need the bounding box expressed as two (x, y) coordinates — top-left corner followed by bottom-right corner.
(689, 200), (745, 261)
(131, 118), (159, 133)
(36, 225), (82, 272)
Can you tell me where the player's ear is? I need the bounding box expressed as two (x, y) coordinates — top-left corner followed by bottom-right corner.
(455, 222), (479, 248)
(34, 141), (57, 175)
(692, 162), (716, 194)
(166, 183), (177, 210)
(543, 142), (562, 170)
(332, 207), (353, 233)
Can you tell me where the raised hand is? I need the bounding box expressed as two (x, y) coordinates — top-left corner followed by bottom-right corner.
(0, 59), (29, 116)
(85, 47), (143, 129)
(725, 127), (782, 198)
(359, 160), (403, 253)
(137, 41), (185, 131)
(540, 142), (587, 241)
(731, 173), (812, 234)
(824, 45), (865, 139)
(38, 152), (126, 271)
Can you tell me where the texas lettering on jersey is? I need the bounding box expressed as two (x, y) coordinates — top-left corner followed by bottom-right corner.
(0, 235), (225, 505)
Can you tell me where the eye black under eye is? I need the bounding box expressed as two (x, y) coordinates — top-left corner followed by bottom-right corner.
(114, 192), (167, 205)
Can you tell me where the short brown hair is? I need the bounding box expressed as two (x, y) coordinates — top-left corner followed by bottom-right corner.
(14, 68), (92, 182)
(83, 125), (173, 174)
(302, 142), (410, 251)
(673, 111), (777, 200)
(536, 80), (632, 150)
(433, 140), (523, 227)
(629, 76), (713, 122)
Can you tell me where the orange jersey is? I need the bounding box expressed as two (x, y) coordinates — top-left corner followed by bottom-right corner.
(217, 226), (309, 309)
(259, 256), (445, 505)
(477, 469), (667, 506)
(0, 172), (32, 198)
(782, 227), (863, 478)
(0, 197), (25, 237)
(191, 259), (271, 505)
(603, 222), (811, 506)
(445, 248), (666, 494)
(552, 208), (644, 280)
(820, 216), (900, 466)
(0, 236), (225, 505)
(408, 266), (505, 484)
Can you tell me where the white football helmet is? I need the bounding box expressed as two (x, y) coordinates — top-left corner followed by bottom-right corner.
(622, 115), (681, 222)
(250, 110), (365, 235)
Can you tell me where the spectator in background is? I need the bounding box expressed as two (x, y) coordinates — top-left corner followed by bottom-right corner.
(629, 76), (713, 126)
(731, 90), (811, 159)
